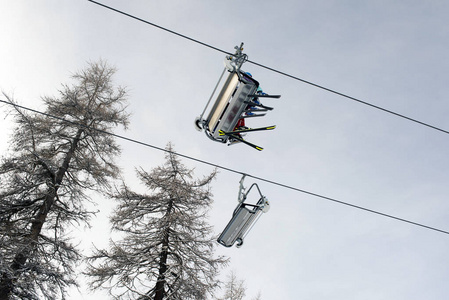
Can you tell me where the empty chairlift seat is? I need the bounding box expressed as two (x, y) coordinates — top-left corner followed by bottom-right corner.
(217, 177), (270, 248)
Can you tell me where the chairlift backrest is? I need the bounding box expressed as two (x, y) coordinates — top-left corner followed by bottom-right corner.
(205, 71), (259, 142)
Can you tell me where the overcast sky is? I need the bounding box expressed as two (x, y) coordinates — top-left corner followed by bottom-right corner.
(2, 1), (449, 299)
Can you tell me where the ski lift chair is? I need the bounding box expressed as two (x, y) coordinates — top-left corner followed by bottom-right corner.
(203, 71), (260, 143)
(195, 43), (280, 150)
(217, 175), (270, 248)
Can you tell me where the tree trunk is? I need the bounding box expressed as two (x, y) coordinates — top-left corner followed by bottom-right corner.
(154, 232), (169, 300)
(0, 129), (83, 300)
(153, 199), (174, 300)
(0, 274), (12, 300)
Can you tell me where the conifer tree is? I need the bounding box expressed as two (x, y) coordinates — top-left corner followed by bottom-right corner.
(217, 271), (262, 300)
(86, 145), (228, 299)
(0, 61), (129, 299)
(218, 272), (246, 300)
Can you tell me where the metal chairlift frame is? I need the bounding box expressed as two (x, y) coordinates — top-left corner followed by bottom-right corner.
(217, 175), (270, 248)
(195, 43), (279, 149)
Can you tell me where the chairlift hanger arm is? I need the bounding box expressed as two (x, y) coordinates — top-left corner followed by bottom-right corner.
(225, 42), (248, 73)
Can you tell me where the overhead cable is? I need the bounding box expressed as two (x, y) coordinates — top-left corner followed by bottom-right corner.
(1, 98), (448, 236)
(87, 0), (449, 136)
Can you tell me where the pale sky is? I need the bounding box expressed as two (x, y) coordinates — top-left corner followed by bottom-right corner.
(1, 1), (449, 299)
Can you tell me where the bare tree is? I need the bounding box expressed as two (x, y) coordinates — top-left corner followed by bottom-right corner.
(217, 271), (246, 300)
(216, 271), (262, 300)
(0, 61), (129, 299)
(251, 292), (262, 300)
(86, 145), (228, 299)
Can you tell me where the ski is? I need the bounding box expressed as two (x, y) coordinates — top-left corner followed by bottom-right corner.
(248, 94), (281, 99)
(244, 101), (274, 111)
(228, 134), (263, 151)
(244, 108), (269, 113)
(241, 113), (266, 118)
(219, 125), (276, 136)
(257, 103), (274, 110)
